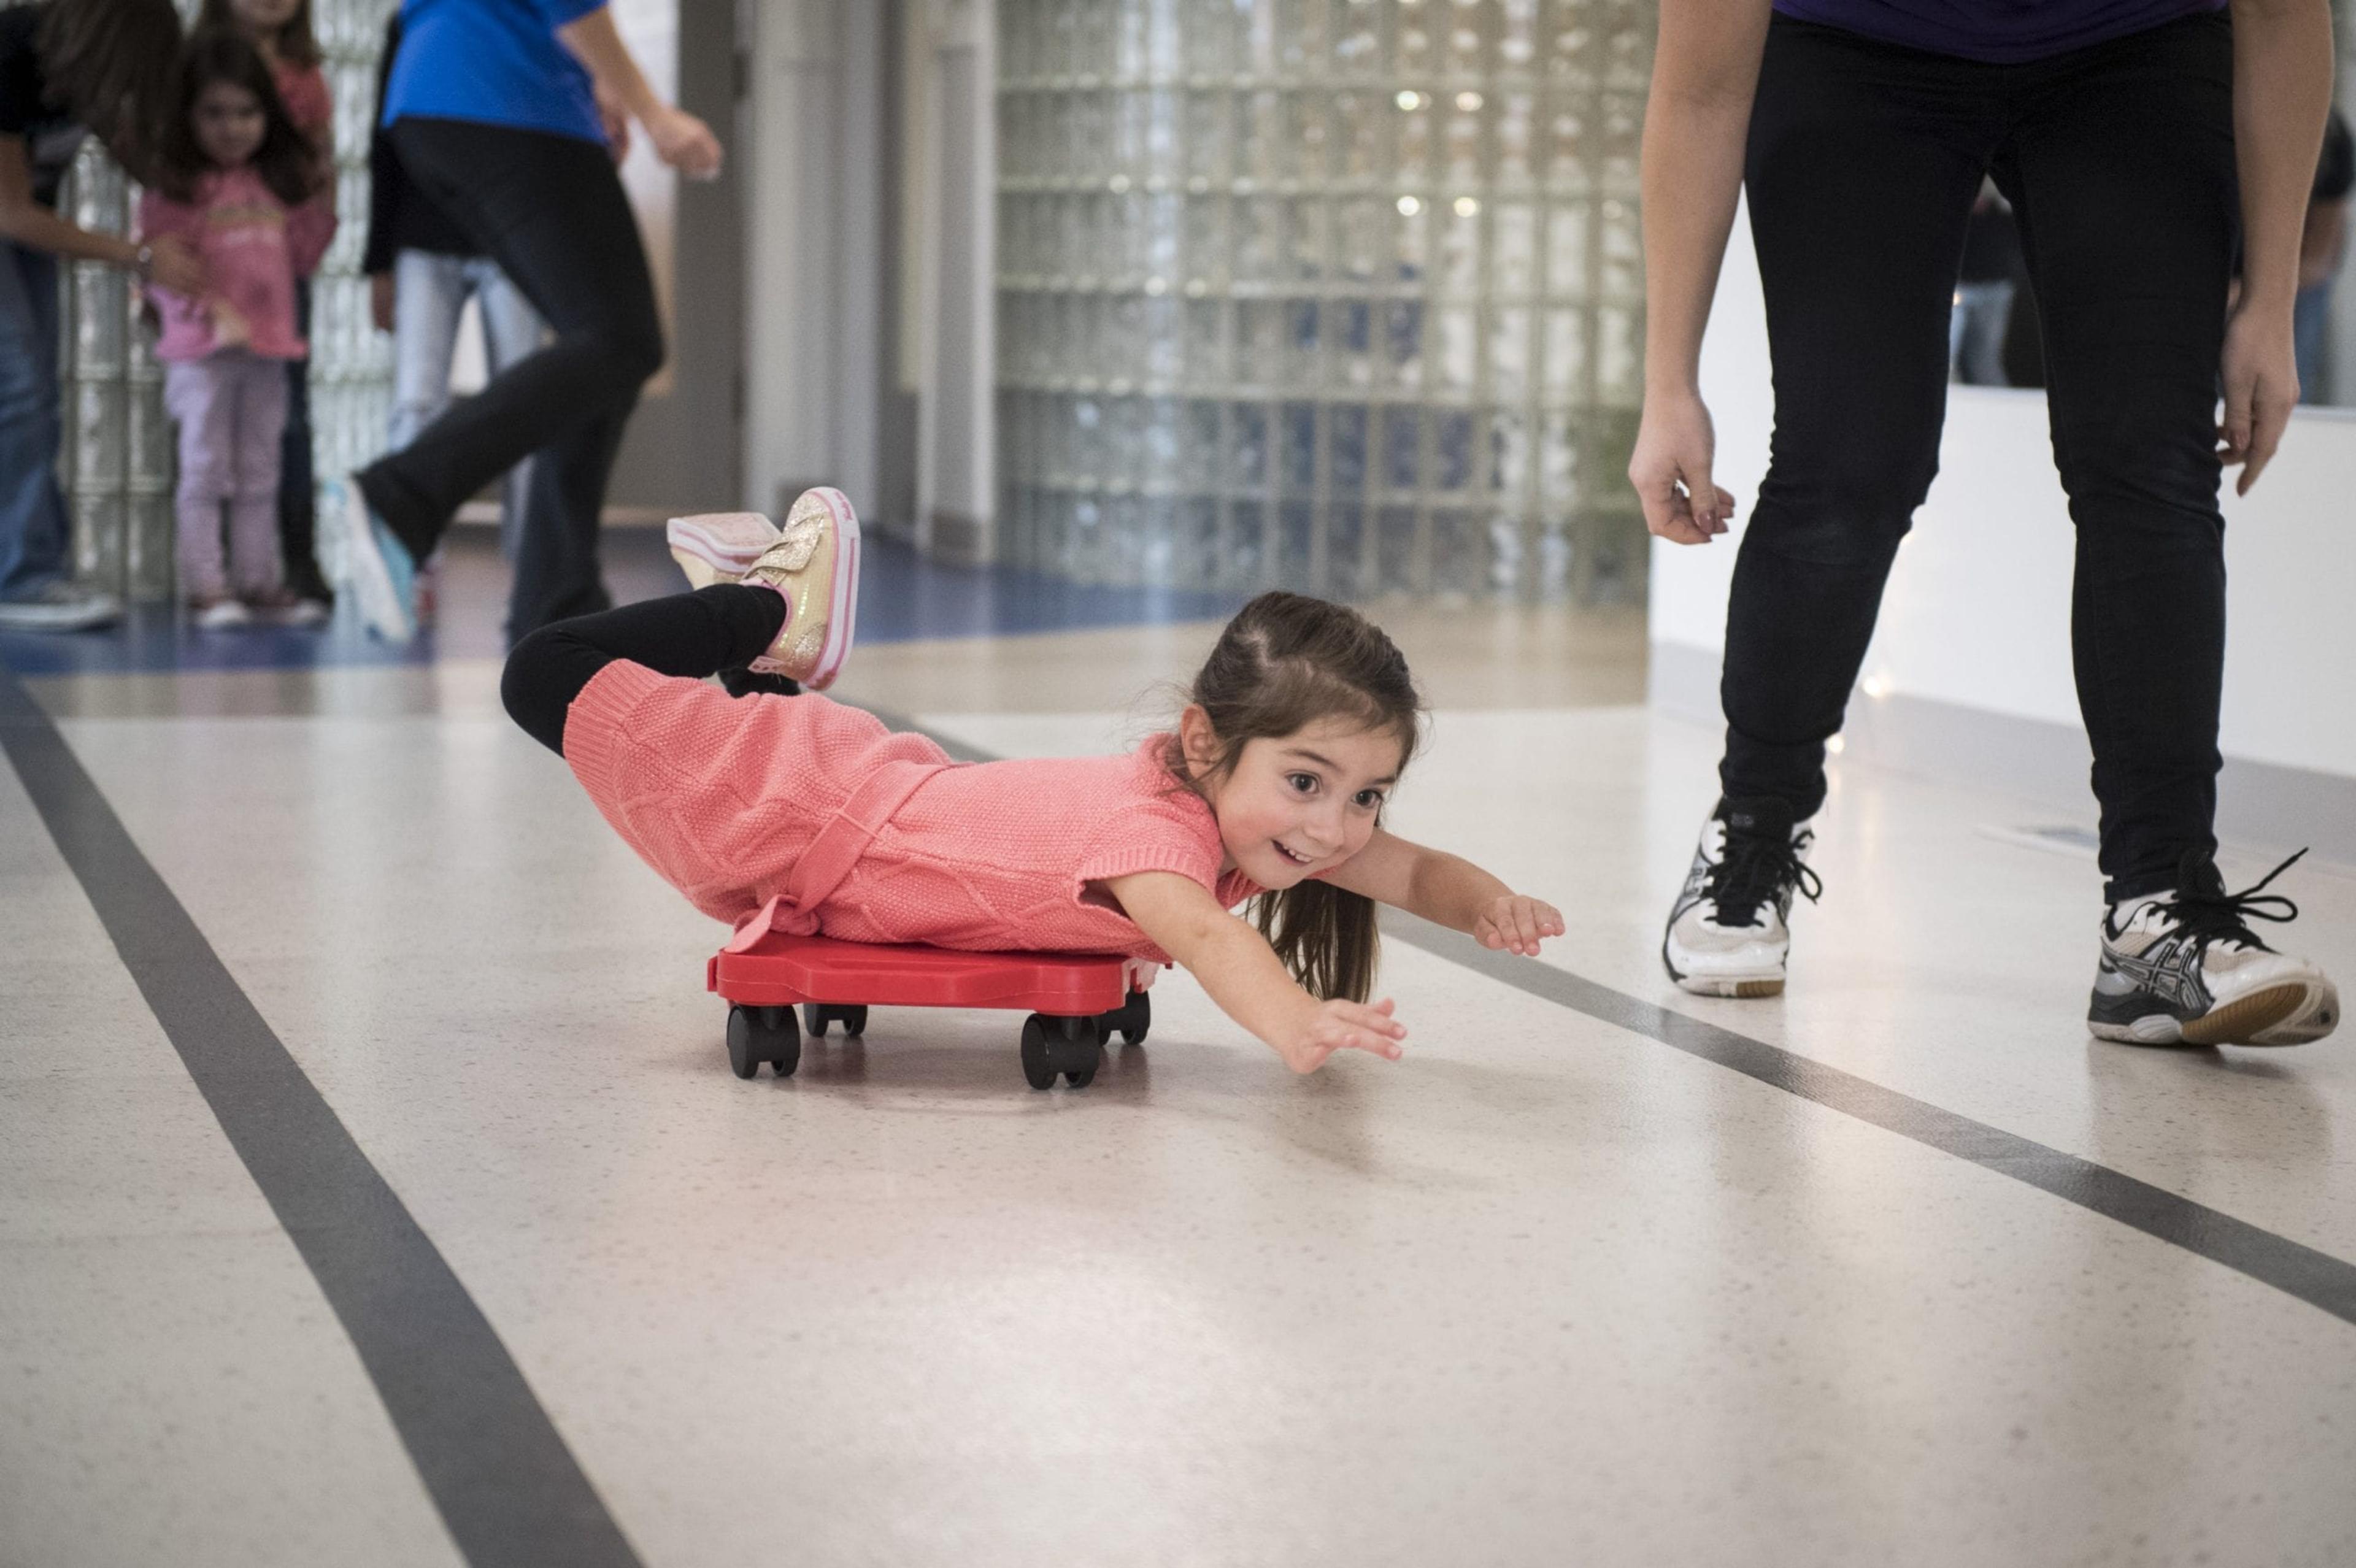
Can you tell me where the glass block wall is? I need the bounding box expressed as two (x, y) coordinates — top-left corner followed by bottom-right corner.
(47, 0), (394, 601)
(995, 0), (1652, 603)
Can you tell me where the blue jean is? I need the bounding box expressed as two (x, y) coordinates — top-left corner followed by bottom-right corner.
(0, 242), (71, 602)
(388, 248), (546, 561)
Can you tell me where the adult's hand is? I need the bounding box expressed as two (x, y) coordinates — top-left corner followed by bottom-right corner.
(144, 233), (205, 296)
(646, 106), (722, 180)
(2217, 298), (2298, 495)
(1630, 387), (1736, 544)
(369, 271), (395, 333)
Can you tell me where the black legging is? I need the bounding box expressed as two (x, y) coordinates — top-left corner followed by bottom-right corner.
(1723, 12), (2236, 903)
(502, 585), (791, 757)
(359, 118), (665, 637)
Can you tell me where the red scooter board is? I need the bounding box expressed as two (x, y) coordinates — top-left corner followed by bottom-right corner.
(706, 930), (1150, 1089)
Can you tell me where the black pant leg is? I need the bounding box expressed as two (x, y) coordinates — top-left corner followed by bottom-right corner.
(277, 280), (323, 597)
(501, 584), (790, 757)
(1719, 20), (1998, 818)
(358, 120), (663, 563)
(505, 398), (631, 642)
(1998, 13), (2236, 902)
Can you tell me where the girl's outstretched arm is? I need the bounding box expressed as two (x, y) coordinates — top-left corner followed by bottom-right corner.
(1101, 870), (1406, 1074)
(1324, 829), (1565, 957)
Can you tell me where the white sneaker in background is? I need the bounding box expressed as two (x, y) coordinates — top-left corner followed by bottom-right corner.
(0, 580), (121, 632)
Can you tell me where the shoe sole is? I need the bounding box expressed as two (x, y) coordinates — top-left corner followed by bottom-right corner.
(0, 605), (118, 632)
(1661, 940), (1786, 999)
(799, 488), (860, 690)
(2089, 981), (2337, 1048)
(667, 513), (774, 589)
(336, 482), (414, 645)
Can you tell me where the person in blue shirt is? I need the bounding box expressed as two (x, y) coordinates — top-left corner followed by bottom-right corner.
(1637, 0), (2341, 1047)
(333, 0), (720, 645)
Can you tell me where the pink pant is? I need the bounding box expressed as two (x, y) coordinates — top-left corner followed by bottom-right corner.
(164, 353), (287, 599)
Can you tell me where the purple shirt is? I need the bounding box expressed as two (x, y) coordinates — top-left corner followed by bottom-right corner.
(1771, 0), (2226, 62)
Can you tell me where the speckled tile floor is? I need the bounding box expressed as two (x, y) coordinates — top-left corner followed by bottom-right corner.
(3, 592), (2352, 1567)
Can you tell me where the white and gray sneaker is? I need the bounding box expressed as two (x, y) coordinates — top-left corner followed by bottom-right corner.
(1662, 796), (1822, 997)
(0, 580), (121, 632)
(2090, 848), (2339, 1047)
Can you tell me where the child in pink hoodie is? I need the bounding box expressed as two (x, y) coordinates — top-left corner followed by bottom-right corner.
(138, 33), (334, 626)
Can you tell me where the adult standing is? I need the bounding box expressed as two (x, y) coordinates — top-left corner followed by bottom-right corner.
(333, 0), (720, 646)
(1639, 0), (2341, 1045)
(0, 0), (196, 632)
(360, 9), (553, 619)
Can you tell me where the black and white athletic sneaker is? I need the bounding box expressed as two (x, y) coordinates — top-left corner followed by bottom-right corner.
(1662, 796), (1822, 997)
(2090, 848), (2341, 1047)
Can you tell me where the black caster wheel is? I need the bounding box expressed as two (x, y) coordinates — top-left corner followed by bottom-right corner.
(802, 1003), (870, 1039)
(727, 1004), (801, 1078)
(1095, 989), (1150, 1047)
(1020, 1013), (1103, 1090)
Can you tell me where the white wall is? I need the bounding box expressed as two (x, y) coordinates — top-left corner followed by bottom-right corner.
(1652, 199), (2356, 780)
(742, 0), (884, 518)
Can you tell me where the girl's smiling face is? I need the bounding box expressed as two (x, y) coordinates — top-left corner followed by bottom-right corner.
(192, 80), (267, 170)
(1180, 707), (1406, 888)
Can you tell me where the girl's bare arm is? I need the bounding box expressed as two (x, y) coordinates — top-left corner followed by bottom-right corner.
(1323, 829), (1565, 956)
(1099, 870), (1407, 1073)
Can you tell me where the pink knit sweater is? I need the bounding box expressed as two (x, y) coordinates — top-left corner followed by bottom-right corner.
(563, 661), (1263, 961)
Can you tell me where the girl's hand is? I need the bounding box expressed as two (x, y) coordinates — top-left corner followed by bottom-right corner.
(144, 233), (205, 296)
(1121, 956), (1163, 993)
(2218, 296), (2298, 495)
(211, 302), (250, 349)
(1279, 997), (1406, 1074)
(1629, 386), (1735, 545)
(1474, 895), (1565, 957)
(647, 105), (723, 180)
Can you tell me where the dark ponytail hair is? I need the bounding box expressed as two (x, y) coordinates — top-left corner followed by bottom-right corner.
(35, 0), (186, 184)
(1173, 592), (1423, 1004)
(152, 29), (318, 206)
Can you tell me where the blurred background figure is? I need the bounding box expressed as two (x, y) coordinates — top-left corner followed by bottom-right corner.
(361, 9), (550, 626)
(1950, 180), (2019, 386)
(335, 0), (721, 647)
(2296, 106), (2351, 403)
(199, 0), (337, 618)
(139, 31), (333, 629)
(0, 0), (190, 632)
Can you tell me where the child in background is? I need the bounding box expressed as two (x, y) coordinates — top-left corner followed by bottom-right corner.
(201, 0), (334, 619)
(139, 34), (334, 626)
(498, 493), (1566, 1075)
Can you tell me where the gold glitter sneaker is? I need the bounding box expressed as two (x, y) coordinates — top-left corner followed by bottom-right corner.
(666, 488), (861, 689)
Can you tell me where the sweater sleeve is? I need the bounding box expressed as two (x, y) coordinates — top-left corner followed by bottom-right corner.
(1070, 789), (1230, 902)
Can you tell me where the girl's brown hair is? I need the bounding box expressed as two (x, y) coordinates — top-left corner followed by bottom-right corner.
(1173, 592), (1424, 1004)
(197, 0), (319, 67)
(152, 30), (319, 207)
(34, 0), (186, 184)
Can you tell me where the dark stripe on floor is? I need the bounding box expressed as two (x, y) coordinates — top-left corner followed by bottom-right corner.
(863, 702), (2356, 1331)
(1383, 913), (2356, 1329)
(0, 663), (645, 1568)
